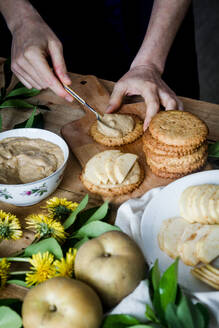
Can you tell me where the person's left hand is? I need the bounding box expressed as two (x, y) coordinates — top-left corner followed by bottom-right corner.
(106, 64), (183, 130)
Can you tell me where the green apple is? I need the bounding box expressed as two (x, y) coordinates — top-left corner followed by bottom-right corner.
(22, 277), (103, 328)
(75, 231), (146, 308)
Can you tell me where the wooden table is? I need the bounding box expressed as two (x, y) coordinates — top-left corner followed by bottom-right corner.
(0, 58), (219, 299)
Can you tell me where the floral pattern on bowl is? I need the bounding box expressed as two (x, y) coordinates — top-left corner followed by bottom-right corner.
(20, 183), (48, 197)
(0, 188), (13, 200)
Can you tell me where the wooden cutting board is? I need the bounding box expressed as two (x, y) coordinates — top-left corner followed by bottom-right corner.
(61, 75), (200, 204)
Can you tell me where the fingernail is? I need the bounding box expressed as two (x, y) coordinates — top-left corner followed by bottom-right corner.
(143, 122), (149, 131)
(65, 95), (73, 102)
(106, 105), (113, 113)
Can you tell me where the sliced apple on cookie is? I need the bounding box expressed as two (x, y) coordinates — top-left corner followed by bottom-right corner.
(114, 153), (138, 184)
(105, 151), (121, 184)
(93, 150), (120, 184)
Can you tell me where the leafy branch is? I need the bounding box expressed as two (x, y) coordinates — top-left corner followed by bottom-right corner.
(102, 259), (209, 328)
(0, 58), (49, 131)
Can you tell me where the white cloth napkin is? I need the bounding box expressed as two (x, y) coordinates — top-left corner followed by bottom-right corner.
(110, 188), (219, 327)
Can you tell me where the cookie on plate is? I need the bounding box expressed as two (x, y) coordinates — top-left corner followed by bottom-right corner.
(90, 113), (143, 146)
(80, 150), (144, 196)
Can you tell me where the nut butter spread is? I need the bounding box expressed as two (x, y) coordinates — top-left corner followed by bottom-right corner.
(84, 150), (140, 187)
(97, 114), (134, 138)
(0, 137), (64, 184)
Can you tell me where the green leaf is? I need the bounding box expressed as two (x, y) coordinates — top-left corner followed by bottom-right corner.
(72, 221), (120, 239)
(13, 112), (44, 129)
(73, 206), (100, 230)
(0, 99), (35, 109)
(7, 279), (28, 288)
(149, 259), (160, 293)
(165, 304), (183, 328)
(24, 106), (37, 128)
(153, 259), (178, 323)
(23, 237), (63, 259)
(102, 314), (140, 328)
(86, 201), (109, 224)
(5, 87), (40, 99)
(0, 306), (22, 328)
(145, 304), (159, 323)
(63, 194), (89, 229)
(195, 303), (209, 328)
(176, 295), (205, 328)
(208, 142), (219, 158)
(3, 57), (12, 90)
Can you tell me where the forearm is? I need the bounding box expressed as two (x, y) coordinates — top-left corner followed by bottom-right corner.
(0, 0), (41, 33)
(131, 0), (191, 74)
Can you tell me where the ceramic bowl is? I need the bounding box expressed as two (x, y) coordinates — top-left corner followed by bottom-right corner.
(0, 128), (69, 206)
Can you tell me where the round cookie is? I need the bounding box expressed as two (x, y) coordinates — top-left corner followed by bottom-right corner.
(144, 142), (208, 171)
(149, 110), (208, 147)
(147, 155), (207, 179)
(80, 150), (144, 196)
(90, 114), (143, 146)
(81, 164), (144, 196)
(143, 130), (199, 156)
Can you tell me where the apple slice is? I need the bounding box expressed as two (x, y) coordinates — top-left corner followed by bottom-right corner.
(85, 150), (121, 184)
(114, 153), (138, 184)
(104, 151), (121, 184)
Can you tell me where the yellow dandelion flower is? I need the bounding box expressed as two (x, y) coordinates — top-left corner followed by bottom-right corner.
(25, 252), (56, 287)
(0, 258), (10, 288)
(25, 214), (67, 242)
(0, 210), (22, 241)
(44, 197), (78, 220)
(54, 248), (77, 278)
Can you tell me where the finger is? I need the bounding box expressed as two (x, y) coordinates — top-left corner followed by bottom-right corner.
(12, 65), (42, 90)
(14, 57), (46, 89)
(142, 90), (160, 131)
(158, 89), (183, 111)
(48, 40), (71, 85)
(177, 98), (184, 111)
(24, 47), (73, 101)
(12, 72), (33, 89)
(106, 83), (125, 113)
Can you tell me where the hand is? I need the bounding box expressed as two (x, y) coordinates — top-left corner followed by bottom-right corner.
(10, 14), (73, 102)
(106, 64), (183, 130)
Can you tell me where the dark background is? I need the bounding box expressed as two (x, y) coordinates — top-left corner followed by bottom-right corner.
(0, 1), (218, 104)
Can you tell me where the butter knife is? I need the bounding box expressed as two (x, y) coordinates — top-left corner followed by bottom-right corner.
(63, 84), (102, 122)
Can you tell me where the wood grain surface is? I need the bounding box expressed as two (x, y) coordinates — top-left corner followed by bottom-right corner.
(61, 75), (176, 204)
(0, 56), (218, 299)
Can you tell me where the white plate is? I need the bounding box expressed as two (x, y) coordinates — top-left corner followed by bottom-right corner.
(141, 169), (219, 293)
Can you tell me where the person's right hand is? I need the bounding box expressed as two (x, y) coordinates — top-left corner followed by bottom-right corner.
(10, 14), (73, 102)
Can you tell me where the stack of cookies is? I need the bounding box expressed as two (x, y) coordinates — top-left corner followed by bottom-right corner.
(143, 110), (209, 179)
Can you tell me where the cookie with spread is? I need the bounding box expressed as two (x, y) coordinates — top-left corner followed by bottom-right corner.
(80, 150), (144, 196)
(90, 113), (143, 146)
